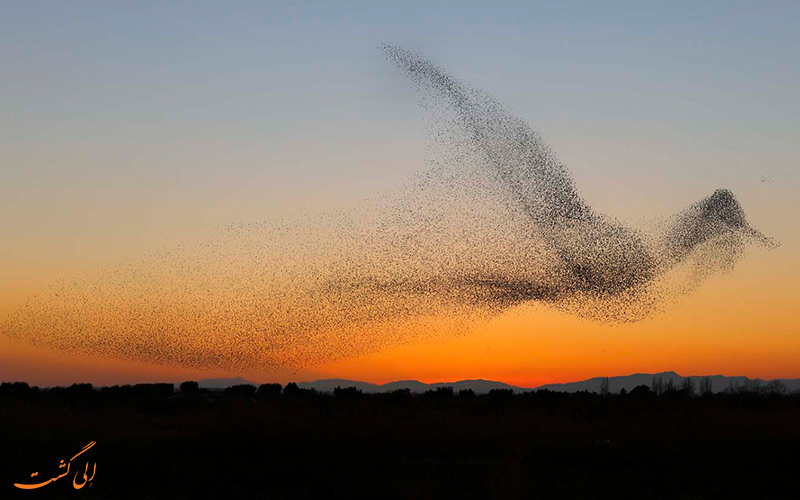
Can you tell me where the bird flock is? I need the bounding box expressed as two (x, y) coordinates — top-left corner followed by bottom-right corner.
(1, 46), (776, 370)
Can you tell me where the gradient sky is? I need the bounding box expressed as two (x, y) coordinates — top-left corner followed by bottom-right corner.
(2, 1), (798, 387)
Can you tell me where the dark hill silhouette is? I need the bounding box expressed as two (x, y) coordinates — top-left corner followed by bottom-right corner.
(4, 374), (800, 499)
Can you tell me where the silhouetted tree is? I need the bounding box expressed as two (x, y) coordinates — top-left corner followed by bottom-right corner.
(0, 381), (32, 397)
(619, 388), (627, 396)
(257, 383), (282, 397)
(458, 389), (476, 399)
(488, 388), (514, 399)
(600, 377), (610, 396)
(283, 382), (315, 397)
(387, 388), (411, 401)
(180, 381), (199, 394)
(629, 385), (654, 398)
(334, 386), (362, 398)
(424, 386), (453, 399)
(700, 377), (713, 396)
(743, 379), (762, 395)
(436, 386), (454, 398)
(766, 380), (787, 395)
(225, 384), (257, 396)
(651, 376), (663, 395)
(681, 377), (695, 397)
(99, 384), (134, 399)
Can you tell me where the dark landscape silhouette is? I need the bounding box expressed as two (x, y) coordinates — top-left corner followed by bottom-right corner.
(193, 372), (800, 395)
(2, 373), (800, 499)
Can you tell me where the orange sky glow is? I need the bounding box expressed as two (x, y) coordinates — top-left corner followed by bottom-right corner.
(2, 249), (798, 388)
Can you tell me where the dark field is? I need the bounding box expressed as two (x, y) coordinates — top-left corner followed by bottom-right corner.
(2, 383), (800, 499)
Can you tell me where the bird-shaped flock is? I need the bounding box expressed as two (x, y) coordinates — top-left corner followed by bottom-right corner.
(1, 46), (776, 370)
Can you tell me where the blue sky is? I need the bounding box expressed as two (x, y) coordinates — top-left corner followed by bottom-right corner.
(1, 0), (798, 306)
(3, 1), (797, 207)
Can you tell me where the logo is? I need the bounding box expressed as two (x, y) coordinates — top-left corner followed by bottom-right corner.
(13, 441), (97, 491)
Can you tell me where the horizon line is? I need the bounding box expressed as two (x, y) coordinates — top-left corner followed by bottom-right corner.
(4, 370), (799, 390)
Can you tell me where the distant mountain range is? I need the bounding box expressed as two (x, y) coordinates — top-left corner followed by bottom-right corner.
(297, 378), (524, 394)
(191, 372), (800, 394)
(534, 371), (800, 394)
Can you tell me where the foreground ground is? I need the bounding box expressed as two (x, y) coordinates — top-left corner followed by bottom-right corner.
(1, 383), (799, 499)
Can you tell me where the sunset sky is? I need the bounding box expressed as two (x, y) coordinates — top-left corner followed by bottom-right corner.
(2, 1), (798, 387)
